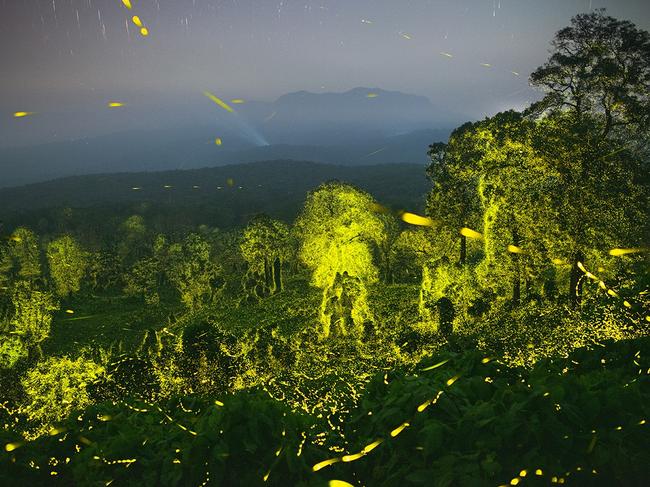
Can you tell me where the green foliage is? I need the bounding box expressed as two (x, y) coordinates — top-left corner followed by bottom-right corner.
(166, 234), (221, 309)
(20, 355), (104, 434)
(3, 339), (650, 485)
(296, 182), (384, 289)
(529, 9), (650, 136)
(296, 182), (386, 336)
(2, 392), (325, 486)
(240, 215), (290, 296)
(332, 338), (650, 486)
(45, 235), (89, 298)
(0, 227), (42, 286)
(0, 282), (58, 367)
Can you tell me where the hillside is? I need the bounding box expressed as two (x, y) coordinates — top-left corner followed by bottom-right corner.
(0, 160), (431, 228)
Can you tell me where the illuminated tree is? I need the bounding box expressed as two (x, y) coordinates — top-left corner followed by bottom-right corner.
(166, 233), (220, 309)
(21, 356), (104, 430)
(46, 235), (89, 298)
(0, 281), (58, 367)
(528, 10), (650, 305)
(295, 182), (385, 337)
(240, 215), (290, 296)
(0, 227), (42, 286)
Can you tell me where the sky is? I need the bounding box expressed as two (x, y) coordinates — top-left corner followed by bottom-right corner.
(1, 0), (649, 147)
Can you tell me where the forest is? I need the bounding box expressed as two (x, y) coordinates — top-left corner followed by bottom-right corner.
(0, 9), (649, 487)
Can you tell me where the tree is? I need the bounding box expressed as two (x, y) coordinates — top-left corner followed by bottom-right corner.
(529, 9), (650, 139)
(426, 131), (483, 265)
(166, 234), (220, 309)
(0, 227), (42, 286)
(46, 235), (89, 298)
(0, 281), (58, 367)
(124, 235), (168, 305)
(526, 11), (650, 305)
(240, 215), (290, 296)
(21, 356), (104, 431)
(295, 182), (385, 337)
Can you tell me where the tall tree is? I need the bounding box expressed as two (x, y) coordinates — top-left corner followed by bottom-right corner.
(240, 215), (290, 296)
(295, 182), (385, 337)
(529, 9), (650, 138)
(426, 129), (482, 265)
(0, 227), (42, 285)
(166, 234), (220, 309)
(46, 235), (89, 298)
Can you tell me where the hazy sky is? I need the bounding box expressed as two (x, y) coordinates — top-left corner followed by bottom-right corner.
(1, 0), (649, 147)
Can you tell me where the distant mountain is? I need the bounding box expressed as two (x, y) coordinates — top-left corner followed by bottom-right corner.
(0, 87), (457, 187)
(239, 87), (459, 145)
(0, 160), (432, 229)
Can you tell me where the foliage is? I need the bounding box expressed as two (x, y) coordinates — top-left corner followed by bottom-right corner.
(45, 235), (89, 298)
(0, 281), (58, 368)
(1, 392), (325, 486)
(240, 215), (290, 296)
(166, 233), (221, 309)
(19, 355), (104, 435)
(328, 337), (650, 486)
(2, 339), (650, 485)
(529, 9), (650, 136)
(296, 182), (386, 336)
(0, 227), (42, 287)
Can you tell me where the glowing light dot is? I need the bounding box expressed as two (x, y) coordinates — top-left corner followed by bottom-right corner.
(510, 478), (520, 485)
(460, 227), (483, 239)
(329, 481), (354, 487)
(203, 91), (235, 113)
(121, 0), (132, 9)
(107, 102), (125, 108)
(421, 358), (449, 371)
(230, 99), (245, 104)
(361, 439), (383, 454)
(140, 27), (149, 37)
(401, 212), (436, 227)
(519, 470), (527, 477)
(215, 138), (222, 146)
(342, 452), (364, 462)
(312, 458), (340, 472)
(65, 309), (74, 314)
(5, 442), (23, 452)
(535, 469), (543, 476)
(366, 93), (378, 98)
(13, 111), (33, 118)
(446, 375), (460, 386)
(390, 422), (410, 437)
(609, 247), (647, 256)
(131, 16), (143, 27)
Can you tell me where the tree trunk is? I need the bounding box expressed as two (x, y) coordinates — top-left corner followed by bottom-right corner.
(273, 257), (282, 292)
(264, 257), (272, 289)
(569, 250), (585, 308)
(459, 234), (467, 265)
